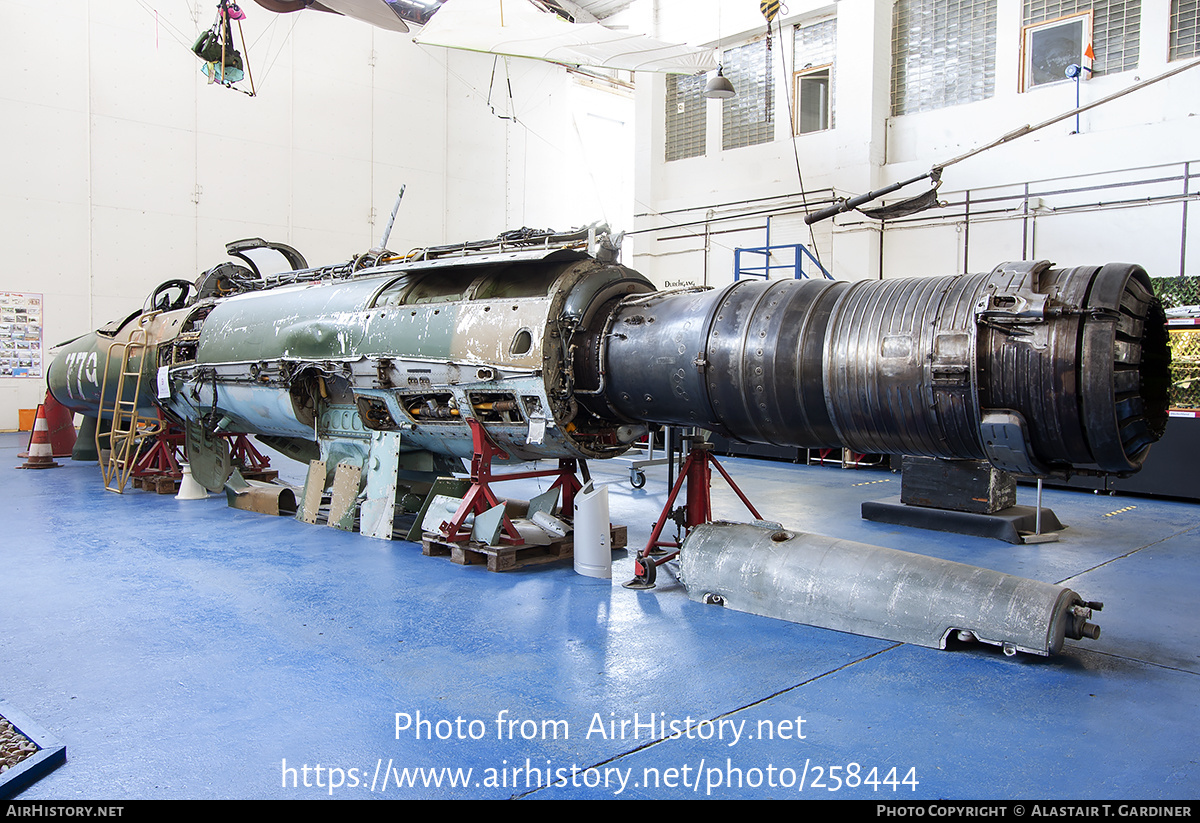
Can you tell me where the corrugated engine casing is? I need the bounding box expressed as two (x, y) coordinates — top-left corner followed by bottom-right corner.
(603, 263), (1167, 475)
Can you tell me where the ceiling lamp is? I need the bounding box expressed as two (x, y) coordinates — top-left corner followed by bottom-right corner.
(704, 66), (735, 99)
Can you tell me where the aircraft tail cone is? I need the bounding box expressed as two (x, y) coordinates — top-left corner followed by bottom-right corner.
(18, 405), (61, 469)
(176, 464), (209, 500)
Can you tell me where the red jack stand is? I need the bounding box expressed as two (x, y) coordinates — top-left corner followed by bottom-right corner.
(131, 412), (185, 480)
(437, 419), (584, 546)
(227, 432), (272, 473)
(129, 419), (272, 490)
(624, 441), (762, 590)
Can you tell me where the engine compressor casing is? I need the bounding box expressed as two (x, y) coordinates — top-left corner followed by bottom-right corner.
(598, 261), (1168, 477)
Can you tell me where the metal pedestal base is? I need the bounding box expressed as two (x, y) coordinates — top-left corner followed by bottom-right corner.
(862, 497), (1064, 544)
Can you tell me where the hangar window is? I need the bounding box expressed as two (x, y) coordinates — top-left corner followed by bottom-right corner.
(793, 17), (837, 134)
(1020, 12), (1091, 91)
(665, 72), (706, 161)
(721, 38), (775, 150)
(1022, 1), (1140, 77)
(794, 65), (832, 134)
(890, 0), (997, 116)
(1170, 0), (1198, 61)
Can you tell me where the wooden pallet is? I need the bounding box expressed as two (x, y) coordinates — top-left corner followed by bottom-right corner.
(421, 524), (628, 572)
(131, 475), (182, 495)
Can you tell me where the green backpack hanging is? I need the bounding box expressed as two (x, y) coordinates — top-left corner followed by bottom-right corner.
(192, 28), (224, 63)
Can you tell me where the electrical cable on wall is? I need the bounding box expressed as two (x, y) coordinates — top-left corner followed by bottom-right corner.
(769, 5), (824, 269)
(132, 0), (194, 49)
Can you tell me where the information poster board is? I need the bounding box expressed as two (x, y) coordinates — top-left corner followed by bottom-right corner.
(0, 291), (44, 378)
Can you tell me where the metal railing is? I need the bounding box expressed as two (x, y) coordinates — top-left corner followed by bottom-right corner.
(734, 242), (833, 280)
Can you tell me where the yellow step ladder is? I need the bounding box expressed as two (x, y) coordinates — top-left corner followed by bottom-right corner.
(97, 325), (161, 493)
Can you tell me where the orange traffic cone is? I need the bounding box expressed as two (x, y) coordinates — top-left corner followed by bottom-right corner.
(18, 404), (61, 469)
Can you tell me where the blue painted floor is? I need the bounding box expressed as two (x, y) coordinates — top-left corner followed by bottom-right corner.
(2, 430), (1198, 800)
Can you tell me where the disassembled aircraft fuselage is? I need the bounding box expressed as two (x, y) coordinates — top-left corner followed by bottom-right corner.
(46, 229), (1170, 657)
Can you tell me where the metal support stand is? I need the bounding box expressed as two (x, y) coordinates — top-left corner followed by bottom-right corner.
(437, 419), (583, 546)
(227, 432), (271, 473)
(614, 426), (674, 488)
(1020, 478), (1061, 544)
(131, 412), (185, 480)
(623, 441), (763, 590)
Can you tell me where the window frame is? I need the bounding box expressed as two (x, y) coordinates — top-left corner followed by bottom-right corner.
(1171, 0), (1200, 61)
(1020, 11), (1094, 92)
(793, 63), (833, 135)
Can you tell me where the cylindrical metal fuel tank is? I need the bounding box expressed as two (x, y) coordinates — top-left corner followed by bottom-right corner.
(678, 521), (1101, 656)
(598, 261), (1169, 476)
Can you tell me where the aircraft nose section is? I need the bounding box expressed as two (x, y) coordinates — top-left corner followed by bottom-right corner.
(47, 333), (106, 416)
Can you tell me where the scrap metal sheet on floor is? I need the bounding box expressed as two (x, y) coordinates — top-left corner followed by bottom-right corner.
(0, 431), (1197, 799)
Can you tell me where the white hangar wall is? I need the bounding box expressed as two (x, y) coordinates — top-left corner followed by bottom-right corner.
(0, 1), (632, 429)
(630, 0), (1200, 291)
